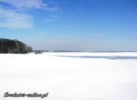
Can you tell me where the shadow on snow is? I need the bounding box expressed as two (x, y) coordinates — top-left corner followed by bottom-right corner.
(58, 56), (137, 60)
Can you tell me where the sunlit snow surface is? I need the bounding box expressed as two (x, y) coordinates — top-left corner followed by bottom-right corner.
(0, 52), (137, 100)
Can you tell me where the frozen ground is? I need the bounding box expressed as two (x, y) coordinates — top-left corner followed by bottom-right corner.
(0, 52), (137, 100)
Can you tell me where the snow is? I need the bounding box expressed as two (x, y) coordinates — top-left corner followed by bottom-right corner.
(0, 52), (137, 100)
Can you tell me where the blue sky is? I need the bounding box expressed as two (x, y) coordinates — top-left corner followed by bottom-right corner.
(0, 0), (137, 51)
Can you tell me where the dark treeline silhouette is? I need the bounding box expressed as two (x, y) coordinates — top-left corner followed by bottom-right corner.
(0, 38), (33, 54)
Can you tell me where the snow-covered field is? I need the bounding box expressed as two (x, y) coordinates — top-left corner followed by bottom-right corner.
(0, 52), (137, 100)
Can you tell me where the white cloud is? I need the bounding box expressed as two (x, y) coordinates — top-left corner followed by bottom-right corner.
(66, 25), (71, 28)
(96, 33), (104, 37)
(59, 36), (74, 39)
(0, 0), (59, 29)
(89, 0), (102, 4)
(0, 0), (59, 11)
(0, 7), (32, 29)
(44, 19), (54, 22)
(0, 0), (46, 9)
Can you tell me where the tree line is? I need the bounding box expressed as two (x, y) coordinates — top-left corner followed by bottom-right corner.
(0, 38), (33, 53)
